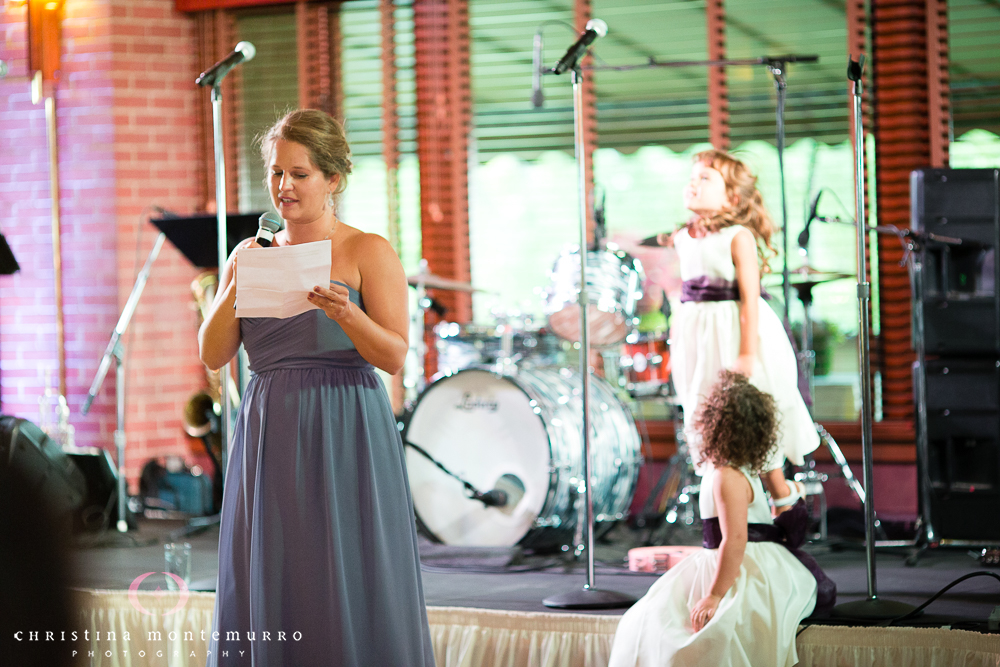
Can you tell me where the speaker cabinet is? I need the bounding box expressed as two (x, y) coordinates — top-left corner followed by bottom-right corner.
(911, 168), (1000, 355)
(0, 416), (85, 519)
(65, 447), (121, 532)
(918, 358), (1000, 542)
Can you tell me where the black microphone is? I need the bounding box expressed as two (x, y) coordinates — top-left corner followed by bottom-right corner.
(552, 19), (608, 75)
(255, 213), (282, 247)
(798, 190), (823, 250)
(474, 489), (509, 507)
(531, 30), (545, 108)
(196, 41), (256, 88)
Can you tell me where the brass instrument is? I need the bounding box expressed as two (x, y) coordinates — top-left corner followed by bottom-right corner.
(185, 271), (223, 461)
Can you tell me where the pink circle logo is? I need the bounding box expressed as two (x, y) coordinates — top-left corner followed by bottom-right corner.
(128, 572), (190, 616)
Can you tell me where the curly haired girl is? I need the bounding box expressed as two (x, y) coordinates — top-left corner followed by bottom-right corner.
(609, 371), (835, 667)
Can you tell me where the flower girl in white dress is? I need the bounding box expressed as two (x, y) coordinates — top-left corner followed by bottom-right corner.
(665, 150), (819, 510)
(609, 371), (835, 667)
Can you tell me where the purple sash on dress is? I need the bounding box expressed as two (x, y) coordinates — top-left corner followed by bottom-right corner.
(681, 276), (740, 302)
(701, 501), (836, 616)
(680, 279), (814, 406)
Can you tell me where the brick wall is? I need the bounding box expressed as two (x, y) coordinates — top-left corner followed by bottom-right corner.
(1, 0), (208, 492)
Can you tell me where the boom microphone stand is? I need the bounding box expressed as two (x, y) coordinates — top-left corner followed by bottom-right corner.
(173, 43), (256, 539)
(82, 233), (166, 534)
(588, 54), (817, 324)
(539, 20), (635, 610)
(830, 56), (916, 619)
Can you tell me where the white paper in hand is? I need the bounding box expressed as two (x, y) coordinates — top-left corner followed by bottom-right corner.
(235, 240), (332, 318)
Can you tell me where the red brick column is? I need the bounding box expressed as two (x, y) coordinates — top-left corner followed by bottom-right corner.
(871, 0), (950, 422)
(413, 0), (472, 378)
(706, 0), (730, 152)
(575, 0), (598, 240)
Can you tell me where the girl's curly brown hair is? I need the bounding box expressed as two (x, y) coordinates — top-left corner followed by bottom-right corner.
(694, 370), (779, 473)
(687, 149), (778, 274)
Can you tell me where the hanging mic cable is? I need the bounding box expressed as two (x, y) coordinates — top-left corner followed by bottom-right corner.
(255, 213), (282, 247)
(551, 19), (608, 75)
(531, 30), (545, 108)
(406, 440), (510, 508)
(798, 189), (823, 251)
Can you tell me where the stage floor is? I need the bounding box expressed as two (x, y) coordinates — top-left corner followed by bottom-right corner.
(69, 517), (1000, 629)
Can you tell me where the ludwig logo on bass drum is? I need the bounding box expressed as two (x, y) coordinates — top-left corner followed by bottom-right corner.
(455, 392), (499, 412)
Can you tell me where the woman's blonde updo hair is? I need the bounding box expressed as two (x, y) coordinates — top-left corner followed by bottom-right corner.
(690, 149), (777, 273)
(260, 109), (353, 195)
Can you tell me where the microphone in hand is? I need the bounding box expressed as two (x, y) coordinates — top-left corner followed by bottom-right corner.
(255, 213), (282, 247)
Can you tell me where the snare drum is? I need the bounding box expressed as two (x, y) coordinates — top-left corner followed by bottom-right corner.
(403, 367), (642, 549)
(544, 246), (644, 347)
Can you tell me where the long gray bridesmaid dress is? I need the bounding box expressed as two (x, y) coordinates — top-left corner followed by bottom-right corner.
(207, 284), (435, 667)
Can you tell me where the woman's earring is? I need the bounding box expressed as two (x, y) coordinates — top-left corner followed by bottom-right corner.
(326, 192), (335, 209)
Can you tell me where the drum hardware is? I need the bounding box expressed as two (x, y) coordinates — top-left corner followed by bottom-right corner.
(633, 405), (704, 546)
(406, 270), (486, 293)
(403, 262), (494, 409)
(793, 464), (829, 541)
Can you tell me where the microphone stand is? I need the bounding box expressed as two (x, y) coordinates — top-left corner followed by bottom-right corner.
(176, 63), (246, 540)
(541, 61), (634, 611)
(830, 56), (917, 620)
(586, 53), (818, 326)
(766, 58), (792, 325)
(82, 232), (166, 535)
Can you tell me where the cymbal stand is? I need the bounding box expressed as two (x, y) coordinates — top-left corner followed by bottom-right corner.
(404, 261), (432, 409)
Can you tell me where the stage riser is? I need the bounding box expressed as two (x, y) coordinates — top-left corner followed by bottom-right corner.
(61, 590), (1000, 667)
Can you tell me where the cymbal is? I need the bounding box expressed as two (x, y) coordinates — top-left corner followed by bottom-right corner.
(406, 273), (482, 292)
(764, 267), (854, 287)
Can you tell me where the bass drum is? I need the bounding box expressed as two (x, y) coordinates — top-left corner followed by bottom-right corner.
(403, 367), (641, 550)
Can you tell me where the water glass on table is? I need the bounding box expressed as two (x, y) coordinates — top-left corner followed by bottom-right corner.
(164, 542), (192, 591)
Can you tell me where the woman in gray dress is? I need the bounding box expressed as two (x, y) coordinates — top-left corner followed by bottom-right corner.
(199, 109), (434, 667)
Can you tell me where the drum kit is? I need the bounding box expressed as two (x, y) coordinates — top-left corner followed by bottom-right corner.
(400, 242), (870, 552)
(400, 243), (668, 552)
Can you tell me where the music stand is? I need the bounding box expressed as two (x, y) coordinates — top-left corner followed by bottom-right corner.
(149, 212), (262, 269)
